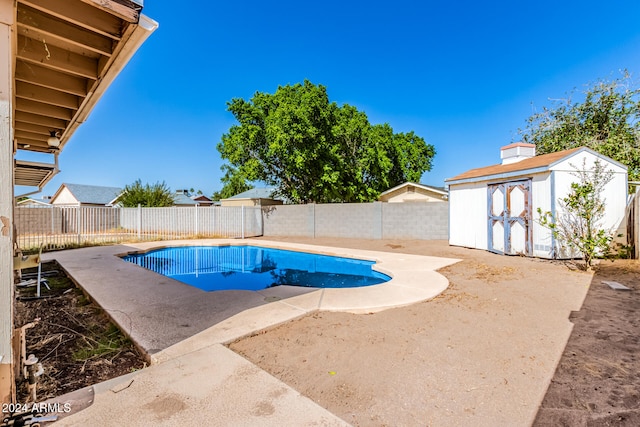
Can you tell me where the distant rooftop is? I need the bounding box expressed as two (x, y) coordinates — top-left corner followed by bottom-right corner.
(379, 182), (447, 197)
(226, 188), (279, 200)
(173, 192), (198, 205)
(57, 183), (122, 205)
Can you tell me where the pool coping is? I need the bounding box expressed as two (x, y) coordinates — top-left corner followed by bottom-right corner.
(43, 238), (460, 361)
(42, 239), (460, 426)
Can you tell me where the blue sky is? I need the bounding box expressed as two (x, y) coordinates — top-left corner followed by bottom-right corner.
(17, 0), (640, 198)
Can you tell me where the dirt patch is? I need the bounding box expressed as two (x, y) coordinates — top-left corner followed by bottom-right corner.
(534, 260), (640, 426)
(229, 237), (597, 426)
(13, 261), (147, 402)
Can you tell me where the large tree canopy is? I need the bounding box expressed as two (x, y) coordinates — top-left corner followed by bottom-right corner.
(216, 80), (436, 203)
(520, 72), (640, 181)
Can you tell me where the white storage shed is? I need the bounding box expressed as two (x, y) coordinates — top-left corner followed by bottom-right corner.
(445, 143), (628, 258)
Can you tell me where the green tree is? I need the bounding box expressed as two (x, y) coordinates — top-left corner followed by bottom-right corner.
(118, 179), (174, 207)
(538, 160), (614, 270)
(520, 71), (640, 181)
(211, 165), (254, 200)
(217, 80), (435, 203)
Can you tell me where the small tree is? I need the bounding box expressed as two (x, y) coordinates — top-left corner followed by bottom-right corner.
(538, 160), (614, 270)
(118, 179), (175, 207)
(211, 165), (254, 200)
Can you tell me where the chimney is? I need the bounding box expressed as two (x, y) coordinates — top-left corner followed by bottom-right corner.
(500, 142), (536, 165)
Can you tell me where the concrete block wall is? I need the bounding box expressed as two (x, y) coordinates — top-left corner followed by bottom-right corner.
(262, 202), (449, 240)
(262, 204), (314, 237)
(15, 207), (52, 235)
(382, 202), (449, 239)
(315, 203), (380, 239)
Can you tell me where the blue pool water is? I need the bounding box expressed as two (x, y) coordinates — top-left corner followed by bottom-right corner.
(122, 245), (390, 291)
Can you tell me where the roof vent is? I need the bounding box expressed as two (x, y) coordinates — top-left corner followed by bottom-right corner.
(500, 142), (536, 165)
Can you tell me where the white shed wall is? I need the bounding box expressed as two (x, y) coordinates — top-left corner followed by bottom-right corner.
(551, 150), (627, 176)
(531, 173), (554, 258)
(451, 173), (554, 256)
(448, 182), (487, 249)
(551, 153), (627, 256)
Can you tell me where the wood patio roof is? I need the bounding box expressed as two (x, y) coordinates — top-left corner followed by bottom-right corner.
(12, 0), (156, 189)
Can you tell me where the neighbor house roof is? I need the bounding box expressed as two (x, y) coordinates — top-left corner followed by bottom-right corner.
(379, 182), (448, 197)
(227, 188), (278, 200)
(51, 183), (122, 205)
(17, 198), (51, 207)
(173, 193), (198, 205)
(191, 195), (214, 206)
(446, 147), (587, 183)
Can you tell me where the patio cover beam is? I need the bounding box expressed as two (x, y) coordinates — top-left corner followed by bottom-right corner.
(0, 0), (15, 405)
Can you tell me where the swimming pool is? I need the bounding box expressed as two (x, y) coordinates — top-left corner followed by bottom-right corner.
(122, 245), (390, 291)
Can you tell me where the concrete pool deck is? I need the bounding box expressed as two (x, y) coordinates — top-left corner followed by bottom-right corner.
(41, 239), (459, 425)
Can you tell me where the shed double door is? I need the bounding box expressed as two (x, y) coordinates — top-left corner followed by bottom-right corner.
(487, 180), (532, 256)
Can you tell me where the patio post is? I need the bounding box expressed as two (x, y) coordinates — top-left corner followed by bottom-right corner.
(0, 0), (15, 404)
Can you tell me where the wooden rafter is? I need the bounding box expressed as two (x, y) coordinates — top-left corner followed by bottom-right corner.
(15, 98), (74, 121)
(14, 121), (54, 136)
(17, 4), (114, 57)
(15, 111), (67, 130)
(17, 35), (99, 79)
(15, 61), (90, 97)
(15, 129), (48, 141)
(12, 0), (156, 182)
(14, 135), (50, 151)
(15, 81), (80, 110)
(21, 0), (124, 40)
(79, 0), (141, 24)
